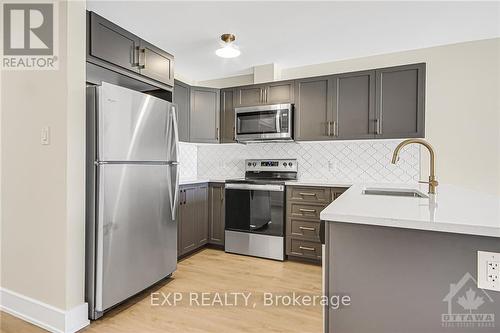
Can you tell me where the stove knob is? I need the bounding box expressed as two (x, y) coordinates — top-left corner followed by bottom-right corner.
(248, 162), (251, 167)
(283, 162), (287, 167)
(289, 162), (293, 167)
(252, 162), (256, 167)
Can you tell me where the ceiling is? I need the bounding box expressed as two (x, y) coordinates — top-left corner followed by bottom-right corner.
(86, 1), (500, 82)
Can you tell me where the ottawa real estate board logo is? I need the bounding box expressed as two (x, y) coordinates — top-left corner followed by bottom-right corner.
(2, 2), (58, 70)
(441, 272), (495, 328)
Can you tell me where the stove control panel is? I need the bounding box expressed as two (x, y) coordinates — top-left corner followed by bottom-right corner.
(245, 159), (298, 172)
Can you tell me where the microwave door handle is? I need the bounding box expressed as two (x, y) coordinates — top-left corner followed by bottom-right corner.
(275, 110), (281, 133)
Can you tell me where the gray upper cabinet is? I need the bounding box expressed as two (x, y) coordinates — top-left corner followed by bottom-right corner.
(87, 11), (174, 89)
(88, 12), (140, 73)
(265, 81), (294, 104)
(173, 80), (190, 142)
(332, 70), (376, 140)
(294, 76), (333, 141)
(220, 89), (236, 143)
(375, 63), (425, 139)
(190, 87), (220, 143)
(208, 183), (225, 246)
(235, 85), (264, 107)
(139, 40), (174, 87)
(234, 80), (294, 107)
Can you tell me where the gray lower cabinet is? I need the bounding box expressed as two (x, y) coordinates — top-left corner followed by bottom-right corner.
(220, 89), (235, 143)
(333, 70), (376, 140)
(375, 63), (425, 139)
(286, 186), (346, 262)
(294, 76), (333, 141)
(173, 80), (190, 142)
(178, 184), (208, 257)
(208, 183), (225, 246)
(190, 87), (220, 143)
(87, 11), (174, 88)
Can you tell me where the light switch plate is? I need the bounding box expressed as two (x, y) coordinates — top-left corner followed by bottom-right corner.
(478, 251), (500, 291)
(41, 126), (50, 145)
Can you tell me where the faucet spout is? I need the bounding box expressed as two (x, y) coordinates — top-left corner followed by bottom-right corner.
(391, 139), (438, 194)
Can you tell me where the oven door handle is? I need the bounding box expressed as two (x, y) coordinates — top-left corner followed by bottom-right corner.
(225, 183), (285, 192)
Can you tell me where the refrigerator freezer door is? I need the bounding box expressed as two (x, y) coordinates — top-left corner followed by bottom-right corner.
(95, 164), (177, 312)
(97, 82), (172, 162)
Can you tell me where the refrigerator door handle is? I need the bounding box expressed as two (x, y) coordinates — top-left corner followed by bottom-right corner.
(170, 105), (180, 221)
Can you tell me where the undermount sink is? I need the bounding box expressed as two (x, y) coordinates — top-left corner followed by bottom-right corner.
(362, 187), (428, 198)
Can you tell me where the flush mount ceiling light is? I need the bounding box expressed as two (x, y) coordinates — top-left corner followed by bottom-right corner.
(216, 33), (241, 58)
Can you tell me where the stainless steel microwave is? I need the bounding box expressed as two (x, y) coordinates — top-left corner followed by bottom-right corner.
(234, 103), (293, 142)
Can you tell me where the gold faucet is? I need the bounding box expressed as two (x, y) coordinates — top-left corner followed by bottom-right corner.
(391, 139), (439, 194)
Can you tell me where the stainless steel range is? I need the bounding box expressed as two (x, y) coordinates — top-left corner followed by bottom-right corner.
(224, 159), (297, 261)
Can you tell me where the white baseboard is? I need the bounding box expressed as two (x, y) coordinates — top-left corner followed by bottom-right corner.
(0, 288), (89, 333)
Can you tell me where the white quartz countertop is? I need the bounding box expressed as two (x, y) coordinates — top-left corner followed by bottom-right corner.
(285, 180), (352, 188)
(320, 183), (500, 238)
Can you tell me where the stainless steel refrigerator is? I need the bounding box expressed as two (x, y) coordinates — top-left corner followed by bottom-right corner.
(85, 82), (179, 320)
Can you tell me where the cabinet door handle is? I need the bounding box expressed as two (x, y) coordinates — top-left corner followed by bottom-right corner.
(259, 88), (263, 103)
(327, 121), (331, 136)
(232, 127), (235, 141)
(299, 226), (316, 231)
(299, 246), (316, 252)
(135, 47), (145, 69)
(375, 118), (382, 135)
(299, 192), (316, 197)
(132, 46), (140, 67)
(264, 88), (268, 103)
(216, 127), (220, 141)
(333, 120), (338, 137)
(299, 208), (316, 213)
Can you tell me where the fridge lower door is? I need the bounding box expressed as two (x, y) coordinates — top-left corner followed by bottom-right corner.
(95, 163), (177, 312)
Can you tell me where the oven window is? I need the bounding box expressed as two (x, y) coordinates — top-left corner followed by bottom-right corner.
(225, 188), (284, 236)
(237, 110), (279, 134)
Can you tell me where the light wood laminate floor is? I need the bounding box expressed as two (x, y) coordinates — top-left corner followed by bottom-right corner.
(1, 248), (322, 333)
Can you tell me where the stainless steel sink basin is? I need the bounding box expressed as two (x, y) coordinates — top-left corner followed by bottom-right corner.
(362, 187), (428, 198)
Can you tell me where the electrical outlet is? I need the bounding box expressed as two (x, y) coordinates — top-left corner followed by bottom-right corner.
(487, 261), (499, 282)
(478, 251), (500, 291)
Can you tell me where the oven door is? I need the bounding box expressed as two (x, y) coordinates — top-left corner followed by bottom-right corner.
(235, 104), (292, 141)
(225, 183), (285, 236)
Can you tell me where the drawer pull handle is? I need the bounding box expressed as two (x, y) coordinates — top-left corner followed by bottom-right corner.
(299, 208), (316, 213)
(299, 226), (316, 231)
(299, 246), (316, 252)
(299, 192), (316, 197)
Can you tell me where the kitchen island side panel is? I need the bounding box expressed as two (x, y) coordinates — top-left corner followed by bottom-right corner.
(326, 222), (500, 333)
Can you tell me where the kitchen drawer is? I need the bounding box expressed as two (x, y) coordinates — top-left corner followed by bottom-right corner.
(289, 202), (324, 220)
(288, 238), (322, 260)
(287, 186), (332, 204)
(288, 218), (320, 242)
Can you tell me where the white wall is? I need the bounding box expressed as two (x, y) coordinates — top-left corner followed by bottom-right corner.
(1, 1), (87, 330)
(197, 38), (500, 195)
